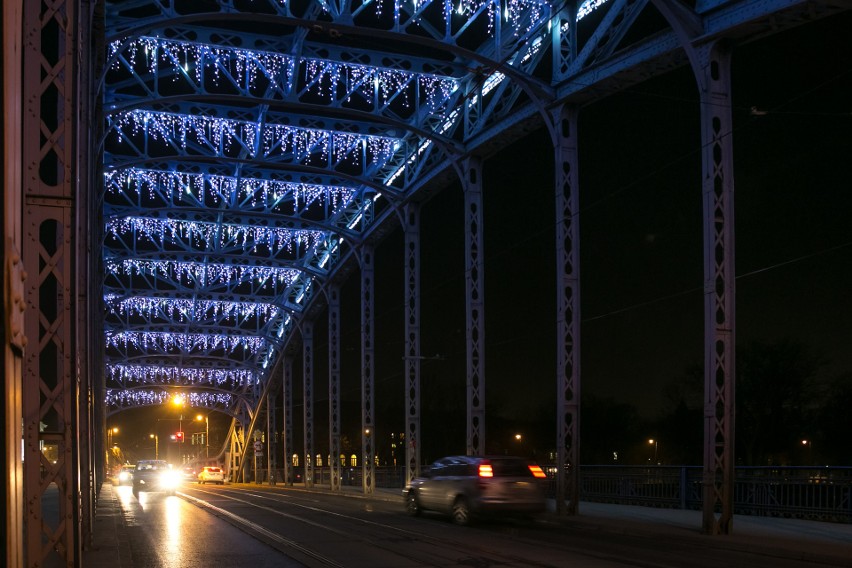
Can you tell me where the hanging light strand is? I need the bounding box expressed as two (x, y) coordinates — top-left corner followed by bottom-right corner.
(104, 167), (357, 212)
(107, 363), (258, 387)
(111, 109), (400, 166)
(105, 215), (325, 255)
(108, 36), (457, 110)
(105, 389), (234, 408)
(104, 295), (281, 323)
(105, 259), (302, 287)
(105, 330), (267, 354)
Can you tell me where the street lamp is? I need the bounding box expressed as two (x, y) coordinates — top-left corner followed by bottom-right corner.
(196, 414), (209, 458)
(107, 426), (119, 447)
(648, 439), (659, 464)
(106, 427), (119, 475)
(150, 433), (159, 460)
(801, 439), (813, 465)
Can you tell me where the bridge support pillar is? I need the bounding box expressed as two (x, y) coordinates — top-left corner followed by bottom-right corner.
(303, 321), (315, 487)
(462, 156), (486, 457)
(360, 245), (375, 493)
(283, 357), (294, 485)
(329, 286), (342, 491)
(695, 40), (737, 536)
(403, 204), (422, 485)
(552, 104), (582, 515)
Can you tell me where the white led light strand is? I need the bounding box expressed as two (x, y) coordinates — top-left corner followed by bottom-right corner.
(108, 36), (457, 110)
(111, 109), (400, 166)
(105, 389), (234, 408)
(383, 0), (550, 35)
(106, 331), (267, 353)
(105, 216), (325, 254)
(107, 363), (258, 387)
(109, 36), (294, 90)
(105, 259), (302, 287)
(105, 295), (281, 323)
(577, 0), (608, 20)
(104, 167), (357, 212)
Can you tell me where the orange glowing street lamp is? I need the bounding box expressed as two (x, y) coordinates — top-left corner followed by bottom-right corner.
(196, 414), (209, 458)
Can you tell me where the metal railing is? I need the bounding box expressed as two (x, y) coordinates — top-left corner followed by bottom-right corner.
(240, 463), (852, 523)
(573, 465), (852, 523)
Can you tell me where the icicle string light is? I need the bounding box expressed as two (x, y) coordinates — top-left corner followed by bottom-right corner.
(109, 36), (294, 90)
(104, 167), (357, 212)
(577, 0), (607, 20)
(105, 259), (302, 287)
(109, 36), (457, 110)
(111, 109), (399, 166)
(106, 330), (267, 353)
(105, 295), (281, 323)
(384, 0), (550, 36)
(107, 363), (258, 387)
(105, 215), (325, 254)
(105, 389), (234, 408)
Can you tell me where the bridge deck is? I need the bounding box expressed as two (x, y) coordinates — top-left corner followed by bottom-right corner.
(84, 482), (852, 567)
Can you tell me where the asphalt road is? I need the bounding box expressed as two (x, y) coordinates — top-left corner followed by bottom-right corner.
(111, 483), (850, 567)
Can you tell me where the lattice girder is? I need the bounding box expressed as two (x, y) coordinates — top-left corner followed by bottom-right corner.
(103, 256), (313, 295)
(103, 0), (554, 56)
(105, 32), (461, 124)
(105, 388), (241, 418)
(104, 106), (405, 179)
(103, 170), (379, 237)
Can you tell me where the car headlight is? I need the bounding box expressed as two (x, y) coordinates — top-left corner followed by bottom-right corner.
(119, 472), (130, 481)
(160, 470), (181, 488)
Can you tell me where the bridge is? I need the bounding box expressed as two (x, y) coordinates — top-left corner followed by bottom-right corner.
(2, 0), (849, 566)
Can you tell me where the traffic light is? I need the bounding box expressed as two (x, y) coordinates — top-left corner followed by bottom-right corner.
(175, 431), (184, 442)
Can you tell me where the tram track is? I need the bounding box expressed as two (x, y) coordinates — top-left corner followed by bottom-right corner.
(167, 484), (849, 568)
(178, 485), (590, 568)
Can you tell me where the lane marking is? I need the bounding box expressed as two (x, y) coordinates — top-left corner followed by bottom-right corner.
(178, 491), (344, 567)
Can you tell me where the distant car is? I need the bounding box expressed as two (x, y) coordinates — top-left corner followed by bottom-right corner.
(133, 460), (180, 495)
(118, 464), (135, 486)
(197, 466), (225, 484)
(404, 455), (547, 525)
(182, 467), (197, 481)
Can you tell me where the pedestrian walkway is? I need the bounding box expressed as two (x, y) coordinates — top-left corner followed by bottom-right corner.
(83, 482), (852, 567)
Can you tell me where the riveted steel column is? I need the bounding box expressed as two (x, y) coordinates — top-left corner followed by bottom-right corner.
(4, 2), (25, 565)
(403, 203), (421, 484)
(553, 104), (582, 515)
(267, 387), (276, 485)
(22, 0), (87, 564)
(283, 356), (294, 485)
(697, 41), (736, 535)
(328, 285), (342, 491)
(462, 157), (485, 457)
(303, 321), (315, 487)
(360, 245), (375, 494)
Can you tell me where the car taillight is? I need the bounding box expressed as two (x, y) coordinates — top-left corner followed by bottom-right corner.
(478, 463), (494, 478)
(528, 465), (546, 479)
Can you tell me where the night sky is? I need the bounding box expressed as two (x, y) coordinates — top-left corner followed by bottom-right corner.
(364, 11), (852, 428)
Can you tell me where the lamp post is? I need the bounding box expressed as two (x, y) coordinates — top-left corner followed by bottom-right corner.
(648, 439), (659, 464)
(196, 414), (209, 458)
(106, 427), (119, 474)
(150, 433), (159, 460)
(801, 439), (812, 465)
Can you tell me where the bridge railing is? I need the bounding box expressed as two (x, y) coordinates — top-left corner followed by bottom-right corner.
(570, 465), (852, 523)
(248, 464), (852, 523)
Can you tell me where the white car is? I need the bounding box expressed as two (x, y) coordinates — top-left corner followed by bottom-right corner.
(197, 466), (225, 484)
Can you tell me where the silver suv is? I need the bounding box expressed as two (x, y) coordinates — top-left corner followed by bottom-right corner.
(404, 455), (547, 525)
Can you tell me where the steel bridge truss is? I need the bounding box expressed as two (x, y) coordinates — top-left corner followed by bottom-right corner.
(6, 0), (850, 564)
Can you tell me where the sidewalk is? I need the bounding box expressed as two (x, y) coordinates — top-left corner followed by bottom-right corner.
(84, 482), (852, 567)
